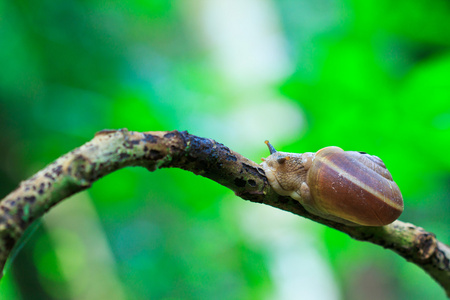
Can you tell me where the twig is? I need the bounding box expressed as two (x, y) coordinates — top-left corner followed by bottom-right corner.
(1, 129), (449, 296)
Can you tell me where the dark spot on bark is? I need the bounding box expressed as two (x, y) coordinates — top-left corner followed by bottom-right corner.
(164, 132), (177, 139)
(52, 165), (63, 176)
(143, 146), (148, 152)
(149, 150), (164, 160)
(130, 139), (141, 145)
(241, 163), (264, 178)
(143, 133), (158, 143)
(186, 155), (196, 163)
(216, 143), (232, 154)
(16, 207), (23, 219)
(3, 234), (16, 251)
(248, 179), (256, 187)
(226, 155), (237, 162)
(2, 206), (10, 213)
(119, 153), (130, 159)
(24, 196), (36, 204)
(188, 135), (215, 155)
(95, 129), (117, 136)
(44, 173), (55, 181)
(123, 141), (135, 149)
(234, 177), (246, 187)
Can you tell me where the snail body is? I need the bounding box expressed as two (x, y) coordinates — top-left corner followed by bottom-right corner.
(260, 141), (403, 226)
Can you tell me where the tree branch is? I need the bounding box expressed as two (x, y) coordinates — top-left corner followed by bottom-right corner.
(1, 129), (449, 295)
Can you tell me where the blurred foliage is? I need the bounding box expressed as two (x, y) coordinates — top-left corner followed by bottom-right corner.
(0, 0), (449, 299)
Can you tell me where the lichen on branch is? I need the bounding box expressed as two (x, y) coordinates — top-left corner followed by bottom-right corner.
(0, 129), (449, 296)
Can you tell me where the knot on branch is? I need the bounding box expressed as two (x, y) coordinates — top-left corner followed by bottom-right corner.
(414, 230), (437, 261)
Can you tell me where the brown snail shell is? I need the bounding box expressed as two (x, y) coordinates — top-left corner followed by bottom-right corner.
(260, 141), (403, 226)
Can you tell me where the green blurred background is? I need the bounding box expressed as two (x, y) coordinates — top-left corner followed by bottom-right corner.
(1, 0), (449, 299)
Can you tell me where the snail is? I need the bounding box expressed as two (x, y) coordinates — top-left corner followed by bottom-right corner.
(260, 141), (403, 226)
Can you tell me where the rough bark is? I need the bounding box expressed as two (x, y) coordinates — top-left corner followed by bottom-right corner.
(1, 129), (449, 296)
